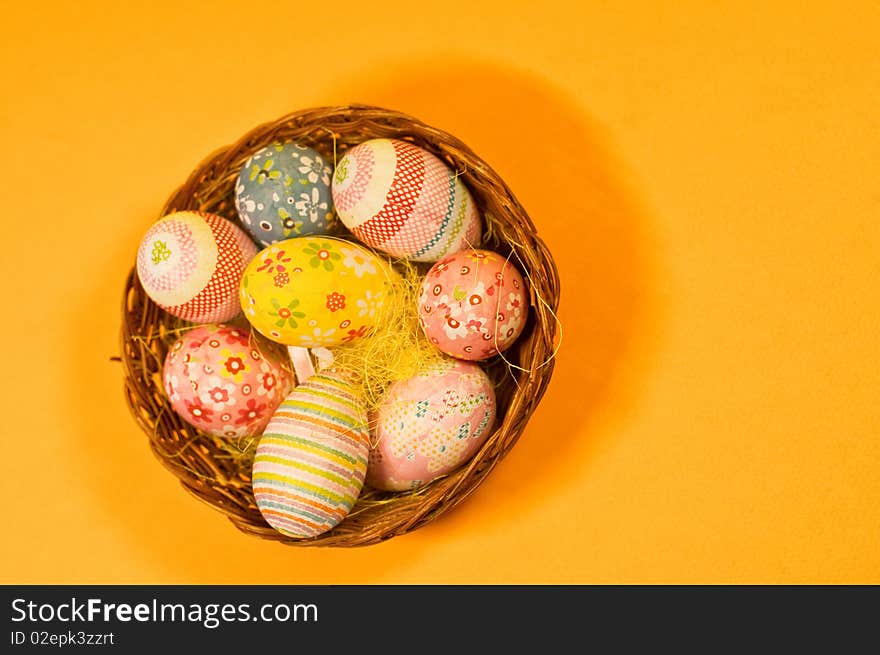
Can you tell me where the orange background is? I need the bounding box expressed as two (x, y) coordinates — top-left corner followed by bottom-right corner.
(1, 1), (878, 584)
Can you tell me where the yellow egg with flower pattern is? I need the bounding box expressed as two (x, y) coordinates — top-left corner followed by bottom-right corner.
(239, 236), (395, 348)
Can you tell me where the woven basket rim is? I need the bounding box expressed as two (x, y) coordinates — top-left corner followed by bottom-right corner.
(120, 104), (560, 547)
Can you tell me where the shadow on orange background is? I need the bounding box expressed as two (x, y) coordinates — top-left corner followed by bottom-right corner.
(339, 59), (662, 531)
(69, 57), (660, 580)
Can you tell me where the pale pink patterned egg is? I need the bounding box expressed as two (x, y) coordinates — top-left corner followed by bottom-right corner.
(331, 138), (482, 262)
(137, 210), (258, 323)
(418, 249), (529, 361)
(162, 324), (293, 438)
(366, 358), (496, 492)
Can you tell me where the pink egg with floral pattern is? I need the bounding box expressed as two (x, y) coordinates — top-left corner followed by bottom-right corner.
(162, 324), (294, 438)
(418, 249), (529, 361)
(366, 358), (496, 491)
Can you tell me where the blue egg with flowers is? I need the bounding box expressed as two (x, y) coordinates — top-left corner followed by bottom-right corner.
(234, 141), (335, 247)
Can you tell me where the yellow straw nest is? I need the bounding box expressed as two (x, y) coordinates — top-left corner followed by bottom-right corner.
(216, 257), (442, 467)
(330, 258), (446, 418)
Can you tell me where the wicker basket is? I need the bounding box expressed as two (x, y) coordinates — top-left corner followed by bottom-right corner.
(120, 105), (560, 546)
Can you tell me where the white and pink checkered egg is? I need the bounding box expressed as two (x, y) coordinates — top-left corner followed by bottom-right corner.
(331, 139), (482, 262)
(137, 211), (258, 323)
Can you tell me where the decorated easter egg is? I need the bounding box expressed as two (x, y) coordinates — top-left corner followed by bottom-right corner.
(235, 142), (335, 247)
(419, 249), (529, 361)
(331, 138), (482, 262)
(162, 324), (293, 438)
(366, 358), (496, 491)
(137, 210), (258, 322)
(239, 236), (395, 348)
(253, 371), (370, 538)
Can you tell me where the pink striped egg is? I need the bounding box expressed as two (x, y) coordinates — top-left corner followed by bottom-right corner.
(252, 371), (370, 538)
(137, 211), (258, 323)
(331, 138), (482, 262)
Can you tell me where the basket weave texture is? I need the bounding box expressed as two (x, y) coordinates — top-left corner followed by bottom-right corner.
(120, 105), (560, 546)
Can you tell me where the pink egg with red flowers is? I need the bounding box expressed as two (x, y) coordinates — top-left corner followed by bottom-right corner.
(162, 324), (293, 438)
(418, 249), (529, 361)
(366, 358), (496, 492)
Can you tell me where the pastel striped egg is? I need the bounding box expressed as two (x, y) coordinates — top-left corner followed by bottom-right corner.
(253, 371), (369, 538)
(331, 138), (482, 262)
(137, 210), (258, 323)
